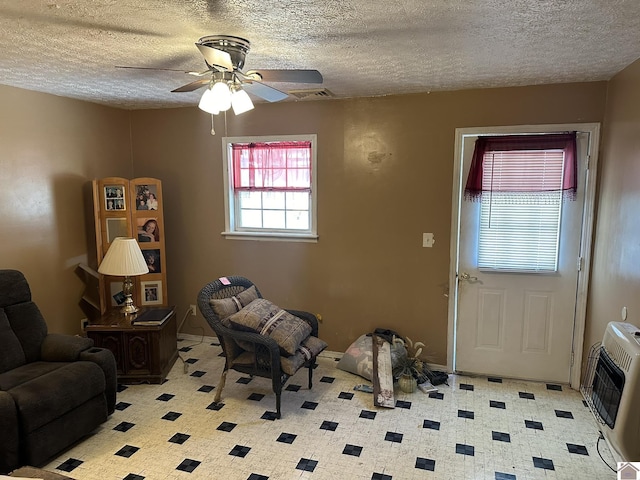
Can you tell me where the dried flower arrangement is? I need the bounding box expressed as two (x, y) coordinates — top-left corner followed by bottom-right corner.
(391, 336), (430, 383)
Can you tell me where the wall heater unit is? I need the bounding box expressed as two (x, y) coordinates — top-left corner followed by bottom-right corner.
(582, 321), (640, 462)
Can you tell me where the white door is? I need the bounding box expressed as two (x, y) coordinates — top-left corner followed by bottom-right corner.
(454, 127), (593, 383)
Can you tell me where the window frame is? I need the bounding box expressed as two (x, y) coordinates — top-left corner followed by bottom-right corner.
(221, 134), (318, 242)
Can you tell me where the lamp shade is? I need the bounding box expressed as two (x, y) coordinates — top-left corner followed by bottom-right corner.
(231, 87), (254, 115)
(198, 87), (220, 115)
(210, 81), (232, 112)
(98, 237), (149, 276)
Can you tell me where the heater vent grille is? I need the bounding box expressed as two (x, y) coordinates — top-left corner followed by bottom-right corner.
(288, 88), (335, 99)
(581, 321), (640, 462)
(603, 328), (635, 372)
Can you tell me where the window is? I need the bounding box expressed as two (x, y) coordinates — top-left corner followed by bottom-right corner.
(477, 149), (565, 272)
(222, 135), (317, 241)
(464, 132), (578, 273)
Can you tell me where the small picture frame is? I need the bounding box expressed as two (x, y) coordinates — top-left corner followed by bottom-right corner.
(142, 249), (161, 273)
(135, 184), (159, 211)
(109, 281), (126, 306)
(104, 185), (126, 211)
(137, 217), (160, 243)
(141, 280), (162, 305)
(106, 218), (128, 243)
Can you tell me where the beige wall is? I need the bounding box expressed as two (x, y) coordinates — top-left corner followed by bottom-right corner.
(130, 82), (607, 364)
(585, 58), (640, 368)
(0, 85), (132, 333)
(1, 79), (620, 367)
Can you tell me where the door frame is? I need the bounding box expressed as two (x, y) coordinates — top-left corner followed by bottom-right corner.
(447, 123), (600, 389)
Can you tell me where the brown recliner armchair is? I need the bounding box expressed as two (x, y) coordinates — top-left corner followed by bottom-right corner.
(0, 269), (117, 474)
(197, 276), (327, 418)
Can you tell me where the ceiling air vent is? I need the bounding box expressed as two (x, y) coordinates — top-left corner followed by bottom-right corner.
(288, 88), (335, 99)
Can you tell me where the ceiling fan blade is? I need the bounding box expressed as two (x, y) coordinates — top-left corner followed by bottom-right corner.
(116, 66), (209, 76)
(245, 69), (323, 84)
(241, 81), (289, 102)
(196, 44), (233, 71)
(172, 78), (210, 93)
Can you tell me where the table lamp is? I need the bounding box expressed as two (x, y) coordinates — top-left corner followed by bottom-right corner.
(98, 237), (149, 314)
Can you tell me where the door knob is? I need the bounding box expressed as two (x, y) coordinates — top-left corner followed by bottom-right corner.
(459, 272), (478, 282)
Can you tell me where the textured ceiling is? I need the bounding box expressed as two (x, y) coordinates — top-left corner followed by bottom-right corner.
(1, 0), (639, 110)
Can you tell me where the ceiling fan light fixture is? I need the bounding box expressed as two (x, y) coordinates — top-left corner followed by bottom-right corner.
(231, 87), (254, 115)
(198, 86), (220, 115)
(211, 81), (232, 112)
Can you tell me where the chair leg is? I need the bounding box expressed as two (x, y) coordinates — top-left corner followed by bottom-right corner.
(276, 393), (281, 419)
(308, 361), (314, 389)
(214, 369), (227, 403)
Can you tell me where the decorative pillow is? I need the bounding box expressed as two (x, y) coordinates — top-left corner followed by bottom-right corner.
(209, 285), (259, 326)
(281, 335), (328, 375)
(228, 298), (312, 356)
(337, 334), (374, 380)
(337, 333), (404, 381)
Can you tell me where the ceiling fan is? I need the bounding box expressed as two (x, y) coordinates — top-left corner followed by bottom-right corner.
(144, 35), (323, 115)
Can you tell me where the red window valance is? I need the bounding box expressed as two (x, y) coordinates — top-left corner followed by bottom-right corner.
(232, 141), (312, 191)
(464, 132), (577, 201)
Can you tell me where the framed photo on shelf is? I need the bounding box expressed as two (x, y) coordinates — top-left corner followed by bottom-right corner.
(109, 282), (126, 306)
(142, 249), (161, 273)
(134, 183), (159, 211)
(137, 218), (160, 243)
(141, 280), (162, 305)
(104, 185), (126, 211)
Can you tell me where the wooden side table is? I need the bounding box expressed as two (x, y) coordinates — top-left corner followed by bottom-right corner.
(86, 307), (178, 384)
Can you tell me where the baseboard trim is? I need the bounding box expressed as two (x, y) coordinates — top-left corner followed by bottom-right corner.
(176, 336), (449, 373)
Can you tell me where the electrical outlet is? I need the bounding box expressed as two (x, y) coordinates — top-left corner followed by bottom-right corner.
(80, 318), (88, 330)
(189, 304), (197, 316)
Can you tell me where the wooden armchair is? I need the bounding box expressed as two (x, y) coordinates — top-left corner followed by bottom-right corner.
(197, 276), (324, 418)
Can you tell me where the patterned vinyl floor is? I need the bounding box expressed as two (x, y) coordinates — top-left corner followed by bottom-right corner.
(43, 337), (618, 480)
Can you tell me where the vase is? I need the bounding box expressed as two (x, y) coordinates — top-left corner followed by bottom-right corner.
(398, 373), (417, 393)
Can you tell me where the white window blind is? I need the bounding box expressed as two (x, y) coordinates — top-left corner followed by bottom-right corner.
(477, 149), (564, 272)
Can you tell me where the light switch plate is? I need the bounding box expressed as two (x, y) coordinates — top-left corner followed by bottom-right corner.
(423, 232), (435, 247)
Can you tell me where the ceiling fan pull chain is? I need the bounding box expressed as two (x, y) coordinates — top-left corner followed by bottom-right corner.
(210, 114), (215, 136)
